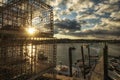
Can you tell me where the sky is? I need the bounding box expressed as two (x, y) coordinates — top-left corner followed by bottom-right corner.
(43, 0), (120, 39)
(0, 0), (120, 39)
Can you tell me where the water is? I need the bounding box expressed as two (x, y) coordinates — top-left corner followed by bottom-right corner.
(56, 43), (120, 79)
(57, 43), (103, 66)
(56, 43), (120, 65)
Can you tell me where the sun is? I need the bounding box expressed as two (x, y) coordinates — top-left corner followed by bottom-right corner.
(26, 27), (36, 35)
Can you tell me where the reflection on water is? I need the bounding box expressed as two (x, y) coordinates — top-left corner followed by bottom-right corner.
(22, 44), (54, 73)
(0, 42), (55, 79)
(23, 44), (36, 64)
(23, 44), (36, 72)
(0, 41), (120, 79)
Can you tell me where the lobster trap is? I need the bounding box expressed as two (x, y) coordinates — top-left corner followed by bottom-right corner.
(0, 0), (56, 80)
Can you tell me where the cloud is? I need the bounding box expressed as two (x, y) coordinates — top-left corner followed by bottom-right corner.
(110, 11), (120, 19)
(101, 18), (120, 27)
(60, 9), (71, 15)
(77, 14), (98, 20)
(43, 0), (120, 39)
(73, 29), (120, 37)
(52, 0), (95, 20)
(109, 0), (120, 4)
(66, 0), (94, 12)
(54, 19), (81, 34)
(55, 17), (120, 39)
(45, 0), (63, 7)
(54, 34), (80, 39)
(95, 0), (120, 14)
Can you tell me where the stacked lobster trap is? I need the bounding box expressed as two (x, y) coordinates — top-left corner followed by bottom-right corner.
(0, 0), (56, 80)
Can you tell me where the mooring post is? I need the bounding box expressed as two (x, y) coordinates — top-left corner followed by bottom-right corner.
(103, 43), (108, 80)
(81, 46), (86, 79)
(87, 45), (91, 67)
(69, 47), (75, 77)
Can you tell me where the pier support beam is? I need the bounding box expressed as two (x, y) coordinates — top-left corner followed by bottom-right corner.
(69, 47), (75, 77)
(81, 46), (86, 79)
(88, 45), (91, 67)
(103, 43), (108, 80)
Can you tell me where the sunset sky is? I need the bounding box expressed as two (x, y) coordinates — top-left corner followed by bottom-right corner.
(0, 0), (120, 39)
(44, 0), (120, 39)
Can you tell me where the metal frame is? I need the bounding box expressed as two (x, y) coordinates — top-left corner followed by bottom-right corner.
(0, 0), (54, 37)
(0, 38), (56, 80)
(0, 0), (56, 80)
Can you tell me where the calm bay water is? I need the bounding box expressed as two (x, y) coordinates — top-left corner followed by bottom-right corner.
(56, 43), (120, 65)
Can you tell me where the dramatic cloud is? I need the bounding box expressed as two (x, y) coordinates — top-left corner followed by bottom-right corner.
(59, 21), (120, 39)
(67, 0), (94, 11)
(76, 13), (98, 20)
(95, 0), (120, 15)
(54, 19), (81, 34)
(110, 11), (120, 19)
(101, 18), (120, 27)
(44, 0), (120, 39)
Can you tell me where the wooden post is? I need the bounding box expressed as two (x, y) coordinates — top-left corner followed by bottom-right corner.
(88, 45), (91, 67)
(69, 47), (75, 77)
(103, 43), (108, 80)
(81, 46), (86, 79)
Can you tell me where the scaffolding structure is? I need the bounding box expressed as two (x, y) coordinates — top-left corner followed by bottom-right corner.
(0, 0), (56, 80)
